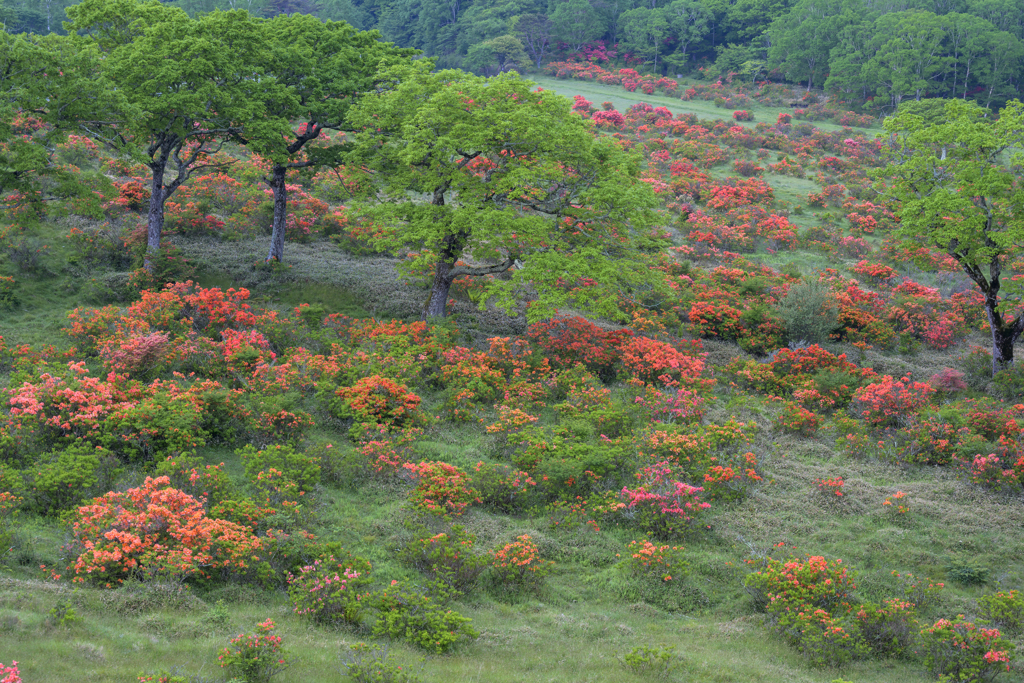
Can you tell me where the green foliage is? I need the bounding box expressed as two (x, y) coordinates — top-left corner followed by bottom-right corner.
(880, 99), (1024, 371)
(977, 590), (1024, 635)
(773, 279), (838, 344)
(945, 561), (990, 586)
(340, 643), (424, 683)
(401, 523), (491, 592)
(347, 64), (664, 321)
(369, 581), (478, 654)
(237, 444), (321, 493)
(287, 554), (372, 626)
(618, 644), (681, 677)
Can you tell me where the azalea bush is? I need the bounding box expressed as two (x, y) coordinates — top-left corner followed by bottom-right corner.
(491, 534), (553, 592)
(618, 539), (687, 582)
(620, 461), (711, 538)
(919, 617), (1014, 683)
(218, 619), (288, 683)
(402, 461), (480, 516)
(71, 476), (261, 586)
(286, 554), (372, 625)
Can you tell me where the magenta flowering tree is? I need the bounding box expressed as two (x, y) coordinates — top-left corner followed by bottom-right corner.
(620, 461), (711, 538)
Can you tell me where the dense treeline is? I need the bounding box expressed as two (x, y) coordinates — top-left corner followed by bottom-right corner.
(5, 0), (1022, 108)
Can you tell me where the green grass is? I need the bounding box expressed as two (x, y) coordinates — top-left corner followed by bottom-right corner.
(529, 75), (877, 135)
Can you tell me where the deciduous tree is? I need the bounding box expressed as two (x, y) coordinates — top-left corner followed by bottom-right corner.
(347, 65), (665, 321)
(880, 99), (1024, 373)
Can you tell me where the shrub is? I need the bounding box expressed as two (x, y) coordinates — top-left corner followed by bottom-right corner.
(919, 617), (1013, 683)
(287, 554), (372, 625)
(491, 535), (553, 592)
(0, 662), (20, 683)
(815, 476), (845, 501)
(773, 280), (838, 344)
(618, 539), (687, 583)
(882, 491), (910, 517)
(402, 524), (491, 592)
(777, 401), (820, 435)
(977, 591), (1024, 635)
(340, 643), (423, 683)
(401, 461), (480, 516)
(620, 461), (711, 538)
(618, 645), (681, 677)
(71, 476), (261, 586)
(732, 110), (754, 121)
(218, 619), (288, 683)
(744, 555), (857, 615)
(328, 375), (422, 431)
(369, 581), (478, 654)
(853, 376), (935, 427)
(238, 444), (320, 492)
(854, 599), (918, 658)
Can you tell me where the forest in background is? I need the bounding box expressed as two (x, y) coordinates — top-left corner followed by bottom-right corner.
(4, 0), (1024, 113)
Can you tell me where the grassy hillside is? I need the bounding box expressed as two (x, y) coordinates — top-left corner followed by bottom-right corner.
(1, 76), (1023, 683)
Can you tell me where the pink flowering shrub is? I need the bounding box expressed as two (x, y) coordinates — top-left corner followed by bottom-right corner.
(919, 617), (1013, 682)
(287, 554), (372, 625)
(0, 662), (20, 683)
(620, 461), (711, 537)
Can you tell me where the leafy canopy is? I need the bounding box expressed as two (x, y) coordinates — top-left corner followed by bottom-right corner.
(347, 64), (667, 321)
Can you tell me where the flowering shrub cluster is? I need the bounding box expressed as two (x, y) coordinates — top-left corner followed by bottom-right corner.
(218, 619), (287, 683)
(619, 539), (687, 582)
(492, 534), (553, 591)
(286, 554), (371, 625)
(71, 476), (261, 586)
(620, 461), (711, 538)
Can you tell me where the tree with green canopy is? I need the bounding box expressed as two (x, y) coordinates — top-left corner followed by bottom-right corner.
(550, 0), (604, 52)
(0, 30), (116, 221)
(513, 12), (553, 68)
(879, 99), (1024, 373)
(766, 0), (856, 91)
(65, 0), (281, 267)
(464, 34), (529, 75)
(617, 7), (669, 71)
(662, 0), (711, 73)
(251, 13), (414, 263)
(346, 65), (666, 321)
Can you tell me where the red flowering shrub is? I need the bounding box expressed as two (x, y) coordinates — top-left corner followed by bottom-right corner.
(591, 110), (626, 129)
(732, 110), (754, 122)
(618, 336), (708, 388)
(620, 461), (711, 538)
(526, 316), (632, 377)
(71, 476), (261, 586)
(919, 617), (1013, 683)
(777, 401), (820, 435)
(688, 301), (744, 339)
(852, 376), (935, 427)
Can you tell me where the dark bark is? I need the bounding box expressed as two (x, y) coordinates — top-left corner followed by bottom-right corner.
(266, 164), (288, 262)
(264, 123), (323, 263)
(144, 156), (168, 272)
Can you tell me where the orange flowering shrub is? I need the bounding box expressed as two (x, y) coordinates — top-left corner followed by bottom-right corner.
(329, 375), (422, 431)
(619, 539), (687, 582)
(617, 336), (709, 389)
(402, 461), (480, 516)
(71, 476), (261, 586)
(492, 534), (553, 590)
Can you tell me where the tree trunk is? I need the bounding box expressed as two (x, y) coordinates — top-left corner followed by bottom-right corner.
(266, 164), (288, 262)
(987, 304), (1024, 376)
(145, 161), (167, 272)
(424, 258), (456, 318)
